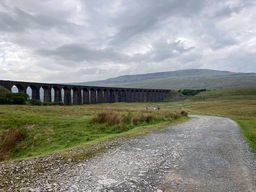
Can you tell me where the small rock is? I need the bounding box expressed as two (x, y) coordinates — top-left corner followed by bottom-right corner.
(98, 178), (117, 186)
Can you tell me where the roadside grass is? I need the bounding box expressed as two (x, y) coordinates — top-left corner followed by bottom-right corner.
(237, 120), (256, 154)
(175, 87), (256, 154)
(62, 115), (188, 162)
(0, 104), (187, 161)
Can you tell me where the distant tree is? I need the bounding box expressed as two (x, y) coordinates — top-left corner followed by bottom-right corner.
(0, 92), (28, 104)
(180, 89), (206, 96)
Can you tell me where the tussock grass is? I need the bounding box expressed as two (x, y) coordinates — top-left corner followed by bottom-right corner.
(92, 110), (186, 133)
(0, 129), (25, 161)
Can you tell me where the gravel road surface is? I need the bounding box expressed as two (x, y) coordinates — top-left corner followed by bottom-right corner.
(25, 115), (256, 191)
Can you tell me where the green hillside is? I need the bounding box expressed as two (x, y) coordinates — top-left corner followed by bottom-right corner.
(191, 86), (256, 101)
(113, 75), (256, 89)
(77, 69), (256, 90)
(0, 85), (10, 94)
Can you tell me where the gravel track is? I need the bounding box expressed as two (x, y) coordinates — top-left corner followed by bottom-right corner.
(18, 115), (256, 191)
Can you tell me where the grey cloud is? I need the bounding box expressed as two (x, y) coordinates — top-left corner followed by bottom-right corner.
(0, 5), (79, 34)
(214, 6), (241, 18)
(111, 0), (205, 44)
(0, 0), (256, 82)
(179, 52), (202, 64)
(37, 44), (130, 64)
(193, 20), (237, 50)
(210, 0), (255, 18)
(221, 51), (256, 72)
(37, 39), (193, 66)
(151, 40), (194, 62)
(0, 10), (29, 32)
(212, 36), (237, 49)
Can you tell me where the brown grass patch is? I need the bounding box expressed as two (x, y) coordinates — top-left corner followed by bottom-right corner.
(0, 129), (25, 161)
(92, 109), (187, 128)
(92, 111), (131, 125)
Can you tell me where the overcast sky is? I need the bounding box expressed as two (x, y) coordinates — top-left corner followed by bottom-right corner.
(0, 0), (256, 83)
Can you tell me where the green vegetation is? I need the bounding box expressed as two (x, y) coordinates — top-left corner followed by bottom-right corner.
(28, 99), (64, 106)
(1, 86), (255, 161)
(0, 93), (28, 104)
(0, 90), (64, 105)
(178, 89), (206, 96)
(237, 120), (256, 154)
(177, 87), (256, 154)
(0, 105), (187, 161)
(92, 110), (186, 133)
(0, 85), (29, 105)
(0, 85), (10, 94)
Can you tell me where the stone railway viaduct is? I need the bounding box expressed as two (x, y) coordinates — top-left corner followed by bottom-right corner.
(0, 80), (170, 105)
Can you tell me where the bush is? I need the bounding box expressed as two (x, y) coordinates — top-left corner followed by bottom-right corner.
(29, 99), (42, 106)
(0, 92), (28, 104)
(51, 101), (64, 106)
(12, 96), (26, 104)
(28, 100), (64, 106)
(42, 101), (64, 106)
(179, 89), (206, 96)
(0, 96), (7, 104)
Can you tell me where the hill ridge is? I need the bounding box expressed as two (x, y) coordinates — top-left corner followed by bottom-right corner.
(75, 69), (256, 90)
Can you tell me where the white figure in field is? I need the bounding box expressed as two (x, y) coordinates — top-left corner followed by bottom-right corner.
(145, 107), (160, 110)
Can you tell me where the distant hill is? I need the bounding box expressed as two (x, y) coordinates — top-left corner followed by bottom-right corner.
(75, 69), (256, 90)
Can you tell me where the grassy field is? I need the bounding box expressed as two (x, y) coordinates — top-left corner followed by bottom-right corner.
(1, 86), (255, 161)
(0, 104), (187, 161)
(176, 87), (256, 154)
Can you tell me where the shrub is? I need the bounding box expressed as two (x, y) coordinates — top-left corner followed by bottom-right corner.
(12, 95), (27, 104)
(179, 89), (206, 96)
(0, 96), (7, 104)
(51, 101), (64, 106)
(0, 93), (10, 104)
(42, 101), (64, 106)
(0, 92), (28, 104)
(29, 99), (42, 106)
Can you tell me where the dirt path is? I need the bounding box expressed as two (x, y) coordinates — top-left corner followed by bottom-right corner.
(25, 115), (256, 191)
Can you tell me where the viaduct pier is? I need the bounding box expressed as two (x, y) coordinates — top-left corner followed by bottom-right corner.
(0, 80), (170, 105)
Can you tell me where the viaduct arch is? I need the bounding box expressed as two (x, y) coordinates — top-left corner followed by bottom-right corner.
(0, 80), (170, 105)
